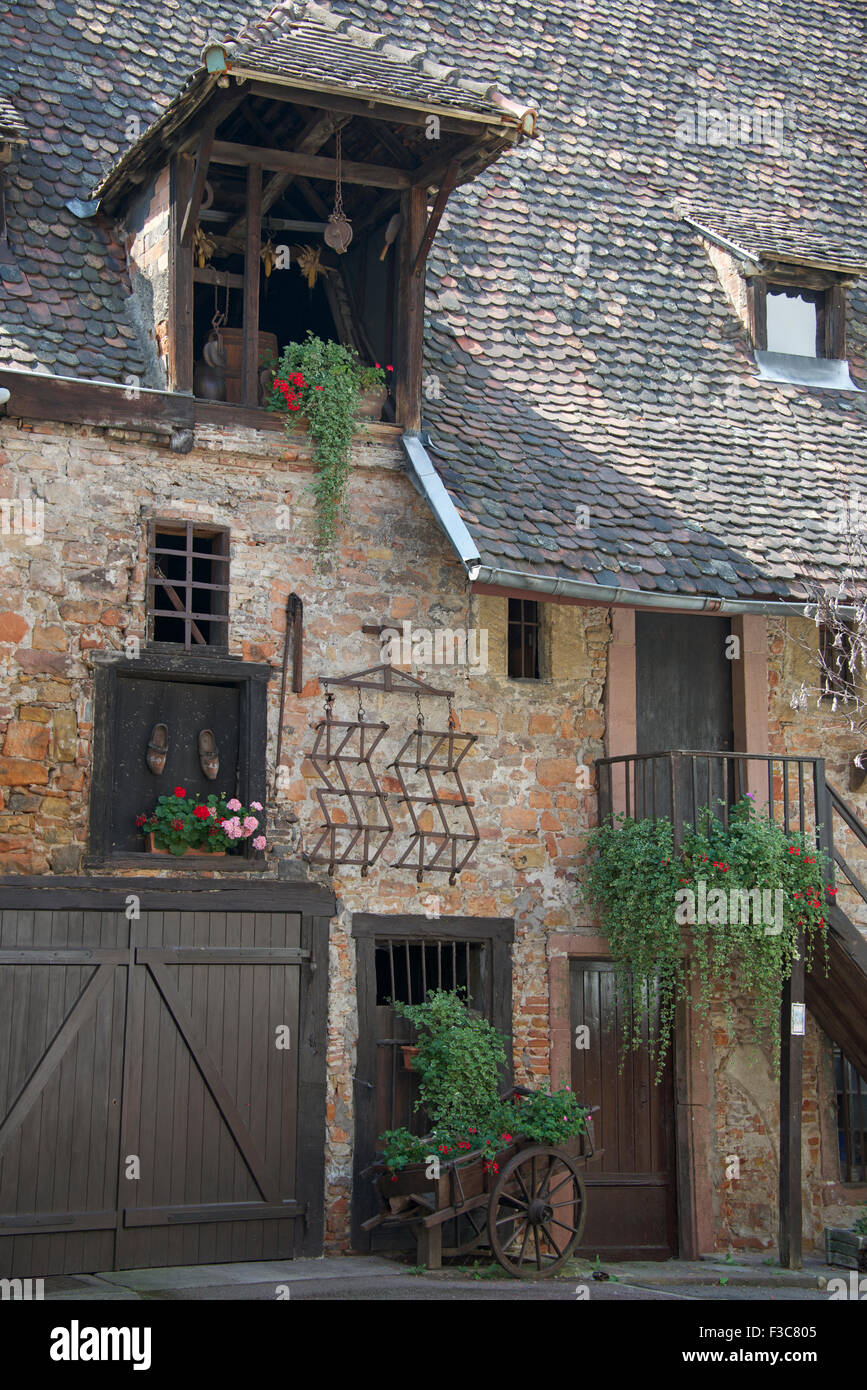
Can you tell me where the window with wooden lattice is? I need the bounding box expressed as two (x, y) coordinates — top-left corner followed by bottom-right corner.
(146, 520), (230, 651)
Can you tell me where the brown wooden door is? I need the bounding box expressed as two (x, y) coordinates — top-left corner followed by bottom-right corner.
(635, 611), (733, 821)
(570, 959), (677, 1259)
(0, 903), (312, 1277)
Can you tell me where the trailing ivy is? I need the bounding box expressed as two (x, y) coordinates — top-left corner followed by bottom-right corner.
(583, 795), (831, 1076)
(268, 333), (384, 561)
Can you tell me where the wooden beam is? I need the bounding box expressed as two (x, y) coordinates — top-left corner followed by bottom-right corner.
(412, 163), (459, 277)
(779, 941), (805, 1269)
(169, 153), (195, 394)
(211, 139), (413, 189)
(228, 111), (349, 238)
(179, 119), (217, 247)
(242, 162), (262, 409)
(396, 183), (427, 432)
(294, 176), (330, 220)
(193, 266), (244, 289)
(247, 80), (497, 137)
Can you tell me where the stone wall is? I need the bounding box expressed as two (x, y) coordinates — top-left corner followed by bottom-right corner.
(0, 411), (607, 1249)
(0, 411), (863, 1252)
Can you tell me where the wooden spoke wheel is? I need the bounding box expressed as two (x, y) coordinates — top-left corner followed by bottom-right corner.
(487, 1144), (586, 1279)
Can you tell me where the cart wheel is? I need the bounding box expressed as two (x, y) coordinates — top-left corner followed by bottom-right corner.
(488, 1145), (586, 1279)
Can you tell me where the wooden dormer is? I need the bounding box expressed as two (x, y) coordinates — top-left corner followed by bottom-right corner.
(95, 2), (536, 429)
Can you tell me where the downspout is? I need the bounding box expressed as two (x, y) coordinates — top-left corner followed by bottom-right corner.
(401, 431), (847, 620)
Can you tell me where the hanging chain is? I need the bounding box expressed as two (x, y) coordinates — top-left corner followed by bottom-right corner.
(356, 685), (366, 723)
(416, 690), (424, 729)
(324, 685), (334, 721)
(447, 695), (457, 730)
(333, 127), (345, 218)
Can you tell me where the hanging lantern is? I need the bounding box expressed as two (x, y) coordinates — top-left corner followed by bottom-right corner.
(323, 127), (353, 254)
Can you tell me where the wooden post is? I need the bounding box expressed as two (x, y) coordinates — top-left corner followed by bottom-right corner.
(395, 184), (426, 431)
(242, 163), (262, 408)
(169, 154), (195, 393)
(779, 939), (805, 1268)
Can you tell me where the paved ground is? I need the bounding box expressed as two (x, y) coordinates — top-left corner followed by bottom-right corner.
(38, 1251), (836, 1301)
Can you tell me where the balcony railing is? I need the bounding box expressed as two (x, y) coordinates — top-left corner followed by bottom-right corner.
(595, 750), (831, 856)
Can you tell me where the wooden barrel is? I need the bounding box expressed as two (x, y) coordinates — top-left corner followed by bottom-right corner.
(219, 327), (278, 404)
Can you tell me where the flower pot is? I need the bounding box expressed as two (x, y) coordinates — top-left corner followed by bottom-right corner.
(400, 1045), (420, 1071)
(825, 1226), (867, 1271)
(357, 385), (387, 420)
(144, 833), (228, 858)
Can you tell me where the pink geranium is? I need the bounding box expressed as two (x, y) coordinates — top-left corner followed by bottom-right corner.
(250, 801), (263, 811)
(226, 798), (242, 812)
(253, 835), (266, 851)
(243, 816), (259, 832)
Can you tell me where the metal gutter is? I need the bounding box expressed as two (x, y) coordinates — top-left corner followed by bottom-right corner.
(401, 430), (845, 619)
(401, 432), (482, 572)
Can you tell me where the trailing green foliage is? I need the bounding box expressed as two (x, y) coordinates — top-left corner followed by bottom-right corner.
(376, 990), (587, 1173)
(853, 1203), (867, 1236)
(583, 795), (830, 1075)
(268, 333), (384, 560)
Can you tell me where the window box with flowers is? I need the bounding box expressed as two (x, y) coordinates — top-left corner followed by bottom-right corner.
(137, 787), (267, 858)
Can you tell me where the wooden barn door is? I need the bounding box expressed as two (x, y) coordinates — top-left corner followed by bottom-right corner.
(570, 959), (677, 1259)
(0, 888), (327, 1277)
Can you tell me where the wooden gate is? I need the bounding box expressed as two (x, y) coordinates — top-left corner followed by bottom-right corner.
(0, 878), (331, 1277)
(570, 959), (677, 1259)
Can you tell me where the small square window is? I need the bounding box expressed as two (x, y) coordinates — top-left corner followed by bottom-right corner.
(508, 598), (540, 679)
(750, 276), (846, 360)
(766, 287), (821, 356)
(147, 520), (230, 650)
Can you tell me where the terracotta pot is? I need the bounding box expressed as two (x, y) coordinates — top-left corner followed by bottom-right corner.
(145, 832), (228, 858)
(400, 1045), (420, 1071)
(357, 384), (387, 420)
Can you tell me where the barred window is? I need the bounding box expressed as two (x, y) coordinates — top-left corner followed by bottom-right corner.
(147, 520), (230, 650)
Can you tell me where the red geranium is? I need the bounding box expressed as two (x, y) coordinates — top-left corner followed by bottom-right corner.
(193, 805), (211, 820)
(174, 787), (186, 798)
(171, 818), (184, 831)
(135, 814), (147, 827)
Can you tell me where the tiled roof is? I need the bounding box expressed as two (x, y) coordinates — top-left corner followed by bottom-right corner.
(0, 93), (27, 142)
(226, 2), (535, 125)
(682, 203), (867, 274)
(1, 0), (867, 606)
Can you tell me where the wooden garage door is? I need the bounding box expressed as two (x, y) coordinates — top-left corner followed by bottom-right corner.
(570, 959), (677, 1260)
(0, 892), (327, 1277)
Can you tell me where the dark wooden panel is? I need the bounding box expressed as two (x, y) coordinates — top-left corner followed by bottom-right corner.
(0, 898), (323, 1277)
(570, 959), (677, 1260)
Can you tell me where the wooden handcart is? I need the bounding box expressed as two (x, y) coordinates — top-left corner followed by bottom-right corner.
(361, 1089), (598, 1279)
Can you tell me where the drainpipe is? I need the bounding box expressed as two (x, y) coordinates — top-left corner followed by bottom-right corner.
(401, 431), (847, 619)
